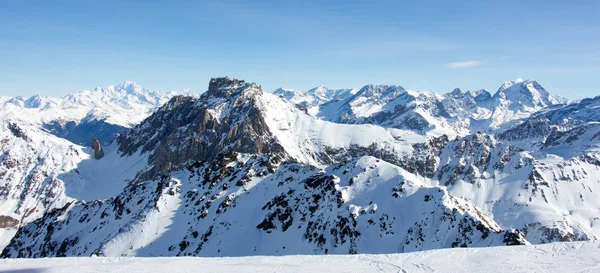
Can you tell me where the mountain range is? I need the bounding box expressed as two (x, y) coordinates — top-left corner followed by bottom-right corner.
(1, 76), (599, 258)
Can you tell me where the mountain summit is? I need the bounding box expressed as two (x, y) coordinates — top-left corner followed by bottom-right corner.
(492, 78), (563, 110)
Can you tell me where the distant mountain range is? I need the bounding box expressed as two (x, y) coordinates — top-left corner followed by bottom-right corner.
(275, 78), (570, 136)
(0, 81), (194, 145)
(1, 77), (599, 258)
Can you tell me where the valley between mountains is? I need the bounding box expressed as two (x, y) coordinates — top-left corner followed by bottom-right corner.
(1, 77), (599, 257)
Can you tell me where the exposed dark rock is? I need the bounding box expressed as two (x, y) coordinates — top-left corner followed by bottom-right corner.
(8, 122), (28, 140)
(0, 215), (19, 229)
(91, 138), (104, 159)
(117, 77), (284, 181)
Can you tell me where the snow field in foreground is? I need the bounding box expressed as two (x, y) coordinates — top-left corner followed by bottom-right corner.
(1, 242), (598, 273)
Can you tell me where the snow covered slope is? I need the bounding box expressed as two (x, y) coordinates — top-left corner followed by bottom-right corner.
(0, 153), (526, 258)
(1, 242), (598, 273)
(0, 122), (86, 249)
(0, 82), (184, 250)
(434, 132), (600, 243)
(0, 121), (149, 250)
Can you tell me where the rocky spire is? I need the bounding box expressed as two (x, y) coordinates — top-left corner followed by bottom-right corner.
(91, 138), (104, 159)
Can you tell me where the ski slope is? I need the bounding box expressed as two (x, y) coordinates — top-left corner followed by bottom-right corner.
(1, 242), (598, 273)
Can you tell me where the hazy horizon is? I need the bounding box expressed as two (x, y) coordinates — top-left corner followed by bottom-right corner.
(0, 77), (578, 101)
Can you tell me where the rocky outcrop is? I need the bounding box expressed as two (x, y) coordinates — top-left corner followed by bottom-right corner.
(0, 215), (19, 229)
(91, 138), (104, 159)
(7, 122), (28, 140)
(117, 77), (284, 181)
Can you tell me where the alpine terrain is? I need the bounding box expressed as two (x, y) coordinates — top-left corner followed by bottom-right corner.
(1, 77), (599, 259)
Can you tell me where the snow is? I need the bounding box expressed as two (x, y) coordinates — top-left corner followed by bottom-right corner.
(1, 242), (599, 272)
(260, 93), (424, 165)
(278, 79), (569, 137)
(0, 81), (194, 129)
(60, 143), (150, 202)
(0, 123), (85, 220)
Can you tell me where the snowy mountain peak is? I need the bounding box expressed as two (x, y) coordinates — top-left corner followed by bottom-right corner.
(493, 79), (558, 110)
(310, 84), (327, 90)
(355, 84), (406, 99)
(0, 81), (197, 147)
(114, 80), (145, 94)
(77, 81), (160, 103)
(23, 95), (53, 109)
(470, 89), (492, 103)
(307, 85), (329, 97)
(469, 89), (490, 97)
(498, 78), (531, 91)
(450, 88), (463, 96)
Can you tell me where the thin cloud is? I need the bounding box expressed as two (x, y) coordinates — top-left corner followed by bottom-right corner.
(447, 60), (483, 69)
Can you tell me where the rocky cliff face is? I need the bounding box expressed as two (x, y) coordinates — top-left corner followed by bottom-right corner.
(117, 77), (284, 181)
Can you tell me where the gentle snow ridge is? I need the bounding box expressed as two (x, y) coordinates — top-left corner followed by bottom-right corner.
(0, 242), (598, 273)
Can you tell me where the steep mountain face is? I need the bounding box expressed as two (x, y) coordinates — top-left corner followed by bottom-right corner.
(0, 120), (152, 250)
(483, 79), (567, 129)
(490, 79), (563, 110)
(1, 76), (599, 258)
(0, 122), (86, 249)
(496, 117), (582, 150)
(0, 81), (193, 145)
(117, 78), (285, 181)
(495, 95), (600, 150)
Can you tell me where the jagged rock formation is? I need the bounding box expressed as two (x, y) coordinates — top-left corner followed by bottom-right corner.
(7, 123), (28, 140)
(91, 138), (104, 159)
(117, 77), (284, 180)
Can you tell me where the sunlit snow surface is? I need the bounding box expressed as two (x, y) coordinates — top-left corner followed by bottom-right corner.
(1, 242), (598, 273)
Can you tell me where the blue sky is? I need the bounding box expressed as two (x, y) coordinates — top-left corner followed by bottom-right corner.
(1, 0), (599, 98)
